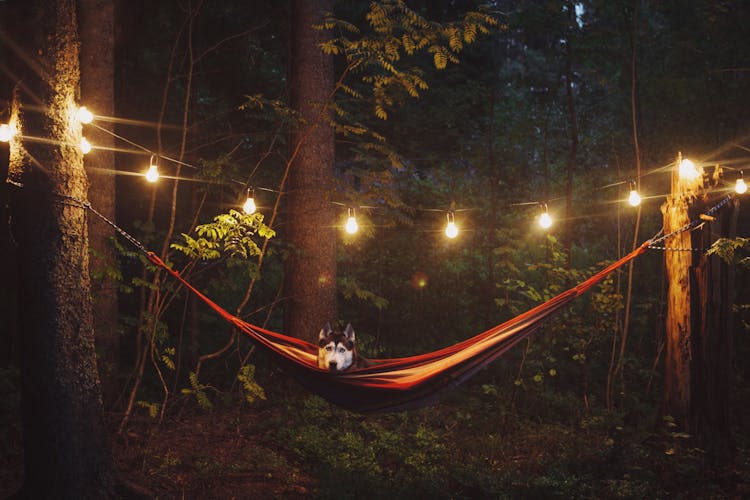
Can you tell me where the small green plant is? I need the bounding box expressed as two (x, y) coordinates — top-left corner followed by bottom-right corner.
(237, 364), (266, 404)
(181, 371), (213, 410)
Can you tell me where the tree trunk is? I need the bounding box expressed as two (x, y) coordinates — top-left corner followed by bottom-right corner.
(661, 155), (700, 429)
(78, 0), (119, 407)
(285, 0), (337, 343)
(690, 196), (737, 454)
(661, 157), (735, 452)
(563, 1), (579, 272)
(5, 0), (137, 496)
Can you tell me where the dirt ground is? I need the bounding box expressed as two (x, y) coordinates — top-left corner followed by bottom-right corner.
(1, 406), (315, 499)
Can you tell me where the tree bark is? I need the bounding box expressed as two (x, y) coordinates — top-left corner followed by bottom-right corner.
(285, 0), (337, 342)
(78, 0), (119, 407)
(661, 155), (700, 429)
(5, 0), (138, 496)
(690, 196), (737, 453)
(563, 1), (579, 273)
(661, 158), (735, 451)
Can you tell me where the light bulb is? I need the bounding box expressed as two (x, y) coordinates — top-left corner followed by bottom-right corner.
(80, 137), (92, 154)
(345, 209), (358, 234)
(736, 176), (747, 194)
(628, 189), (641, 207)
(77, 106), (93, 124)
(539, 211), (553, 229)
(145, 155), (159, 182)
(678, 158), (700, 180)
(242, 190), (256, 214)
(539, 212), (553, 229)
(0, 123), (14, 142)
(445, 212), (458, 238)
(146, 164), (159, 183)
(445, 221), (458, 238)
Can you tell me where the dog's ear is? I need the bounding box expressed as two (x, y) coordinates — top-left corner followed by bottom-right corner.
(319, 322), (333, 341)
(344, 323), (355, 342)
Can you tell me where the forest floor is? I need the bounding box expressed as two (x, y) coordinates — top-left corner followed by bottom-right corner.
(3, 385), (750, 498)
(113, 406), (314, 499)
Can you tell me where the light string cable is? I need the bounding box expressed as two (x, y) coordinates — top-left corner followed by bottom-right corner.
(91, 114), (481, 219)
(6, 178), (736, 259)
(59, 109), (750, 231)
(88, 120), (281, 194)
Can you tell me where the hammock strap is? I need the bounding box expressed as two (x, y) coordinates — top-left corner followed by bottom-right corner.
(647, 194), (732, 248)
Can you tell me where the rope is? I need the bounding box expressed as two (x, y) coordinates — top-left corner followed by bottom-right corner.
(84, 200), (149, 255)
(647, 194), (733, 248)
(648, 245), (708, 252)
(5, 179), (150, 256)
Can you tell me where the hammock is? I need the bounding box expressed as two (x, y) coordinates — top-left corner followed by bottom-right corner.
(146, 241), (650, 414)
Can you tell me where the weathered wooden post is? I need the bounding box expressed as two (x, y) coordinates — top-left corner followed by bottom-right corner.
(661, 152), (702, 429)
(661, 153), (738, 453)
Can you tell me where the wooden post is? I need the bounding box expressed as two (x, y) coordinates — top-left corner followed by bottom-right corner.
(661, 154), (737, 452)
(661, 152), (701, 429)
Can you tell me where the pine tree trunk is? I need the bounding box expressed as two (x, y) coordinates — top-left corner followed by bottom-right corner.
(78, 0), (119, 407)
(285, 0), (336, 342)
(5, 0), (138, 496)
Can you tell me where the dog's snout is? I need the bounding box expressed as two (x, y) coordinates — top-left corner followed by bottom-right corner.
(329, 362), (338, 371)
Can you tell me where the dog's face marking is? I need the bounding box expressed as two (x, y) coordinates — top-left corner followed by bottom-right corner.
(318, 322), (355, 372)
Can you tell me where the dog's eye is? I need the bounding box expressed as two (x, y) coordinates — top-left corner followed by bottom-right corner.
(325, 346), (333, 351)
(338, 347), (346, 353)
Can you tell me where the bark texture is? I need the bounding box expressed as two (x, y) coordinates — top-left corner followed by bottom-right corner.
(690, 196), (737, 452)
(662, 160), (736, 451)
(661, 167), (696, 428)
(78, 0), (119, 406)
(6, 0), (135, 496)
(285, 0), (337, 343)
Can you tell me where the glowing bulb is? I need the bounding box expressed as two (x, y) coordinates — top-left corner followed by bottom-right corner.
(77, 106), (93, 124)
(628, 189), (641, 207)
(242, 189), (256, 214)
(145, 155), (159, 182)
(80, 137), (92, 154)
(678, 158), (700, 180)
(736, 174), (747, 194)
(0, 123), (14, 142)
(445, 212), (458, 238)
(538, 203), (552, 229)
(539, 212), (553, 229)
(145, 164), (159, 183)
(445, 221), (458, 238)
(345, 208), (358, 234)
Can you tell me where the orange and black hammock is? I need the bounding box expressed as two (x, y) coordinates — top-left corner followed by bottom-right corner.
(146, 241), (650, 414)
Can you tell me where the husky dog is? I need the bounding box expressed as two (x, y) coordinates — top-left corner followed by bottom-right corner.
(317, 322), (369, 372)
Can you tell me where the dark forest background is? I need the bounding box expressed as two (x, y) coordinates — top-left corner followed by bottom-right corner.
(1, 0), (750, 497)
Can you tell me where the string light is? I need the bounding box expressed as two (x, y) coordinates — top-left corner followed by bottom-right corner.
(0, 123), (14, 142)
(15, 103), (746, 238)
(678, 158), (700, 180)
(80, 137), (92, 154)
(538, 203), (553, 229)
(345, 208), (359, 234)
(242, 188), (257, 214)
(628, 180), (641, 207)
(76, 106), (94, 124)
(145, 155), (159, 183)
(736, 171), (747, 194)
(445, 211), (458, 238)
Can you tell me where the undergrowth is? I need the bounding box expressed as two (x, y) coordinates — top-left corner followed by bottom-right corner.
(269, 383), (749, 499)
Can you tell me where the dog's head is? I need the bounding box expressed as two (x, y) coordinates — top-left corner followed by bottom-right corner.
(317, 322), (355, 372)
